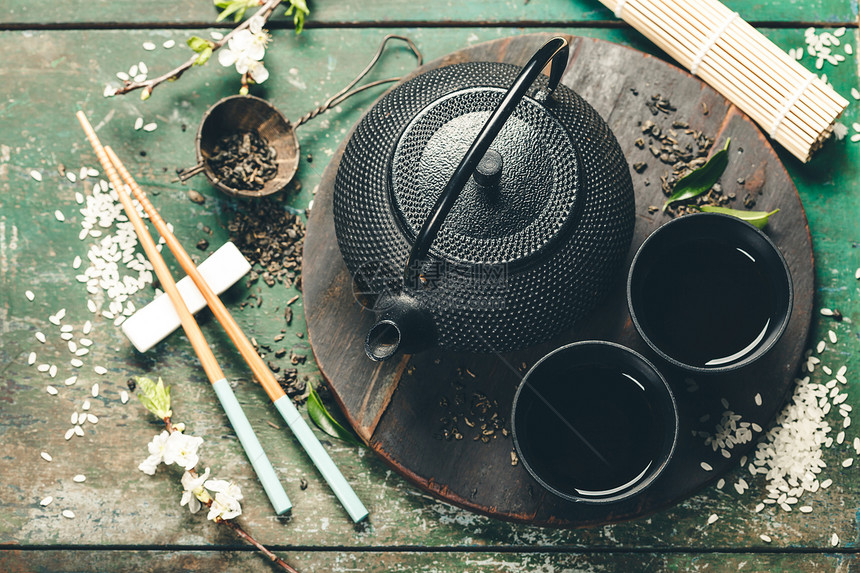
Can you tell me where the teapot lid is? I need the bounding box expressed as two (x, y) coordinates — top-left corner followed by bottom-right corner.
(390, 85), (580, 265)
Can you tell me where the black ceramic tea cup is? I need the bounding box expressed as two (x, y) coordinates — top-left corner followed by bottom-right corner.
(511, 341), (679, 504)
(627, 212), (793, 374)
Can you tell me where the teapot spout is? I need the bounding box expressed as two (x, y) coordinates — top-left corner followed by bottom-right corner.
(365, 293), (432, 361)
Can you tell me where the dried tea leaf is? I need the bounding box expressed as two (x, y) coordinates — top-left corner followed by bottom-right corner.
(307, 383), (363, 447)
(697, 205), (779, 229)
(662, 138), (731, 212)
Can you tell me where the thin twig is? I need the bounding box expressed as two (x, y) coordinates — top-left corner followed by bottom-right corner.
(156, 415), (300, 572)
(111, 0), (283, 98)
(218, 517), (301, 573)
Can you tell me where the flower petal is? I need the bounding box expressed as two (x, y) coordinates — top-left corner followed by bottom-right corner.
(218, 48), (238, 68)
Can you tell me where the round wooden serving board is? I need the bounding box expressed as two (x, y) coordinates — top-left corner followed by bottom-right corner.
(303, 34), (814, 526)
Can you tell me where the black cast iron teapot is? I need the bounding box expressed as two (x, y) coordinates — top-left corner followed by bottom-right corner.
(333, 37), (635, 361)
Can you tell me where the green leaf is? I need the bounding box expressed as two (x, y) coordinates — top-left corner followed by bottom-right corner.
(195, 47), (213, 66)
(136, 376), (172, 419)
(307, 383), (363, 447)
(697, 205), (780, 229)
(662, 138), (731, 212)
(285, 0), (310, 33)
(213, 0), (231, 8)
(215, 1), (244, 22)
(186, 36), (211, 53)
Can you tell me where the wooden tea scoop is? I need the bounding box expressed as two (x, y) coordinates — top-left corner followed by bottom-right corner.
(76, 111), (292, 516)
(103, 145), (368, 523)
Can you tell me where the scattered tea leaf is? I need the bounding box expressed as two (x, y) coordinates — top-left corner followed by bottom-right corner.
(307, 383), (363, 447)
(697, 205), (779, 229)
(662, 138), (731, 212)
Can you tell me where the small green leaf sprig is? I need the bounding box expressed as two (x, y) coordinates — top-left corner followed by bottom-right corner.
(660, 137), (779, 229)
(307, 382), (363, 447)
(107, 0), (309, 100)
(133, 376), (300, 573)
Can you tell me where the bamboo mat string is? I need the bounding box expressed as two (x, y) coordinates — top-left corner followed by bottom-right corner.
(690, 11), (737, 75)
(770, 74), (816, 139)
(599, 0), (849, 162)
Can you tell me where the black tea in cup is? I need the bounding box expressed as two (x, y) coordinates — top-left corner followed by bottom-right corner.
(512, 342), (678, 504)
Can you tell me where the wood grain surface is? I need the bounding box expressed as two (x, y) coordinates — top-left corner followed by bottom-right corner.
(0, 12), (859, 572)
(304, 33), (815, 526)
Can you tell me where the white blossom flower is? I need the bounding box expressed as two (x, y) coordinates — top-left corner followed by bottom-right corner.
(137, 430), (170, 474)
(205, 479), (243, 521)
(244, 60), (269, 84)
(204, 478), (244, 501)
(180, 467), (211, 514)
(217, 24), (270, 84)
(163, 431), (204, 470)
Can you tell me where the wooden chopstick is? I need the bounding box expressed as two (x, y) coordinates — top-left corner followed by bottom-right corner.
(76, 111), (292, 516)
(102, 146), (368, 524)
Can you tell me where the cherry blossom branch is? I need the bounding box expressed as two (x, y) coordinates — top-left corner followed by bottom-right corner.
(110, 0), (283, 99)
(133, 377), (299, 573)
(155, 416), (299, 573)
(218, 517), (300, 573)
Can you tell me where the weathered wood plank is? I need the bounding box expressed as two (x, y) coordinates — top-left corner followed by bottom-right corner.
(1, 0), (856, 26)
(0, 25), (858, 560)
(0, 549), (857, 572)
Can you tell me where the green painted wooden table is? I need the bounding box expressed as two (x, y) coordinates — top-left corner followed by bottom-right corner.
(1, 2), (859, 571)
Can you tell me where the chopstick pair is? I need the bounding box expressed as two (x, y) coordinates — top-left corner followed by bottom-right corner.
(76, 111), (368, 523)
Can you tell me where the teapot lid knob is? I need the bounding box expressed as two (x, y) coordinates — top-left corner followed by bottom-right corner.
(474, 149), (503, 188)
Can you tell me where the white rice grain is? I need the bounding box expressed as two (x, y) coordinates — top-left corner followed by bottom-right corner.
(134, 117), (144, 130)
(64, 428), (75, 440)
(74, 425), (84, 437)
(842, 458), (853, 467)
(82, 321), (92, 335)
(831, 533), (839, 546)
(35, 332), (46, 343)
(48, 365), (57, 378)
(799, 506), (813, 513)
(28, 352), (36, 365)
(94, 366), (107, 375)
(73, 474), (86, 483)
(54, 210), (65, 222)
(142, 41), (156, 51)
(828, 330), (837, 343)
(64, 376), (77, 386)
(70, 358), (83, 368)
(760, 534), (772, 543)
(163, 39), (175, 49)
(30, 170), (43, 182)
(40, 496), (53, 506)
(816, 340), (826, 353)
(46, 386), (58, 395)
(707, 513), (718, 525)
(120, 390), (129, 404)
(62, 510), (75, 519)
(37, 363), (50, 372)
(143, 122), (157, 132)
(82, 400), (90, 411)
(40, 452), (52, 462)
(700, 461), (713, 471)
(86, 414), (98, 424)
(755, 393), (762, 406)
(25, 290), (35, 301)
(91, 383), (99, 398)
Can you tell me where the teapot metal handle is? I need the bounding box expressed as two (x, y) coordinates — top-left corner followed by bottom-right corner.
(403, 36), (570, 285)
